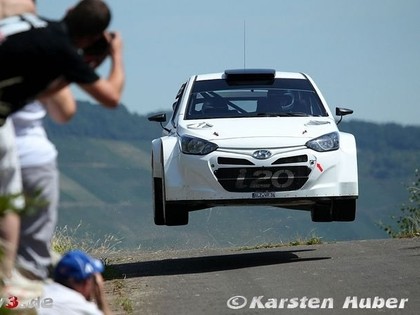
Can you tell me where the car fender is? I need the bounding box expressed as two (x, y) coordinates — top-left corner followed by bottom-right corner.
(338, 131), (359, 192)
(152, 136), (178, 179)
(151, 138), (163, 178)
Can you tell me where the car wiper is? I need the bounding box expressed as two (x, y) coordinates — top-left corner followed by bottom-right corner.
(282, 112), (310, 117)
(256, 112), (310, 117)
(256, 112), (282, 117)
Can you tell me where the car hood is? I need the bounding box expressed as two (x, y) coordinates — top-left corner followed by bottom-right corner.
(179, 117), (337, 148)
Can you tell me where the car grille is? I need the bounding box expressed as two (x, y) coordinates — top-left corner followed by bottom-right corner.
(217, 155), (308, 166)
(272, 155), (308, 165)
(214, 166), (311, 192)
(218, 157), (255, 165)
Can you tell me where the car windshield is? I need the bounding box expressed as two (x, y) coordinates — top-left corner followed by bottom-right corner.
(185, 78), (328, 119)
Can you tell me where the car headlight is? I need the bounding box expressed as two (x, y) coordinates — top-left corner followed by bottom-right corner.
(180, 135), (218, 155)
(306, 132), (339, 152)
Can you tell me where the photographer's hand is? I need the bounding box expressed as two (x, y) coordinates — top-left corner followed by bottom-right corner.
(79, 31), (124, 109)
(107, 31), (122, 61)
(93, 273), (113, 315)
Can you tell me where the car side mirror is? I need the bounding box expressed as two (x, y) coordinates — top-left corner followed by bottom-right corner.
(148, 113), (171, 132)
(148, 113), (167, 123)
(335, 107), (353, 125)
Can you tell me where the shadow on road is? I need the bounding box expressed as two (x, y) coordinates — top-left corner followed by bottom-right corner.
(108, 249), (330, 279)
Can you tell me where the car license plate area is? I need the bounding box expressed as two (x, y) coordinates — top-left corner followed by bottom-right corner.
(214, 166), (311, 192)
(252, 192), (276, 199)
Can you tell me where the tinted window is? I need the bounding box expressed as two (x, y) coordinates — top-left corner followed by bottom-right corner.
(185, 79), (327, 119)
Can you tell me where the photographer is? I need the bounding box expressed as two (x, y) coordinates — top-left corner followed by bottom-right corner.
(39, 250), (113, 315)
(1, 0), (124, 298)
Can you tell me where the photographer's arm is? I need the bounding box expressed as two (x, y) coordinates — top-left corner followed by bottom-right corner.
(79, 32), (124, 108)
(0, 0), (35, 18)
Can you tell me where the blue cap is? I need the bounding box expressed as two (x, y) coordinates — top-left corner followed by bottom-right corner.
(55, 250), (104, 281)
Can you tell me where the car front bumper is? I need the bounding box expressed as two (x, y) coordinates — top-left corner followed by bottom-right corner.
(164, 144), (358, 207)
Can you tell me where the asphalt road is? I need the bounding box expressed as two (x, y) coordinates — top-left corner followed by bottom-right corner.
(109, 238), (420, 315)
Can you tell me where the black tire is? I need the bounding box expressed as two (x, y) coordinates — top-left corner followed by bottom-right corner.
(311, 202), (333, 222)
(153, 177), (165, 225)
(164, 204), (189, 226)
(332, 199), (356, 221)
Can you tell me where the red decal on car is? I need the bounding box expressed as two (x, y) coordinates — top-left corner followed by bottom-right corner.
(317, 163), (323, 172)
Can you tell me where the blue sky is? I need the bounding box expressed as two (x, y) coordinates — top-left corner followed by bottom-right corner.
(38, 0), (420, 126)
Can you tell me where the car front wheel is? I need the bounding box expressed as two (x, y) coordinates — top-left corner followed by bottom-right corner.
(153, 177), (165, 225)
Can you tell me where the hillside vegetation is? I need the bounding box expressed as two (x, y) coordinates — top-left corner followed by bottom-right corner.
(44, 101), (420, 249)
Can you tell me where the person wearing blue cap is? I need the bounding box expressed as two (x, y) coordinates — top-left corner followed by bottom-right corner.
(38, 250), (113, 315)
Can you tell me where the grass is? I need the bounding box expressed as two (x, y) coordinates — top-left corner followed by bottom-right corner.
(51, 222), (122, 256)
(289, 235), (323, 246)
(235, 233), (323, 251)
(379, 169), (420, 239)
(112, 280), (134, 314)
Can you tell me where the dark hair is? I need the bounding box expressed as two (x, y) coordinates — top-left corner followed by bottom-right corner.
(63, 0), (111, 38)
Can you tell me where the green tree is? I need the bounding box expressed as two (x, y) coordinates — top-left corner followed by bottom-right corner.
(383, 169), (420, 238)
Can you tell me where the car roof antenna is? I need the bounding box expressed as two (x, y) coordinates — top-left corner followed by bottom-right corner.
(243, 20), (246, 69)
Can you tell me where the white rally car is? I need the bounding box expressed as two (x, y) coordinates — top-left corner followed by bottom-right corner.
(149, 69), (358, 226)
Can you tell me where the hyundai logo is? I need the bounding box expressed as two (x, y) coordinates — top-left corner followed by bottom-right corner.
(252, 150), (272, 160)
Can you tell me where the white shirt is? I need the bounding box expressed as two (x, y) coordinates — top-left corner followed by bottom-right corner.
(37, 282), (104, 315)
(0, 118), (25, 209)
(11, 101), (57, 167)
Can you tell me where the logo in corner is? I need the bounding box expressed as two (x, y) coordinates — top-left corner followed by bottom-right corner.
(4, 296), (19, 309)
